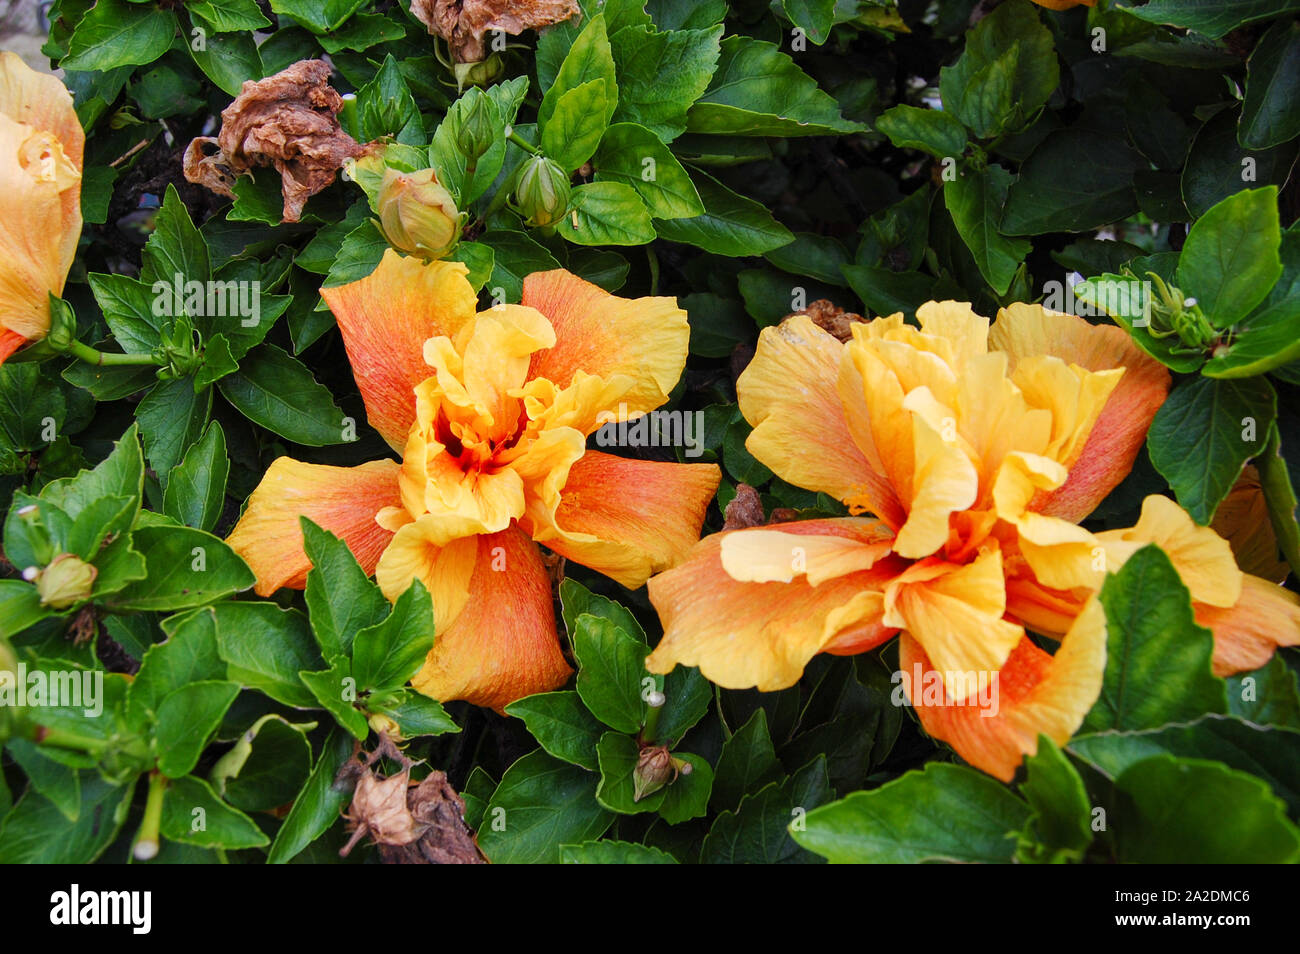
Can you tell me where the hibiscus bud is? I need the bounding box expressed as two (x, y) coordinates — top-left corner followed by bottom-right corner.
(35, 553), (97, 609)
(376, 167), (464, 260)
(456, 94), (496, 165)
(452, 54), (504, 92)
(513, 154), (571, 228)
(367, 711), (401, 739)
(633, 744), (674, 802)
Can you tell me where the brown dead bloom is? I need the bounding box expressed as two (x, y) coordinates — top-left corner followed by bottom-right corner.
(411, 0), (581, 62)
(787, 299), (865, 343)
(183, 60), (365, 223)
(338, 737), (484, 864)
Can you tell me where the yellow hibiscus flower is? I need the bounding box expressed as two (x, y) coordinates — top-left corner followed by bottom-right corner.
(226, 250), (719, 711)
(645, 302), (1300, 780)
(0, 53), (83, 362)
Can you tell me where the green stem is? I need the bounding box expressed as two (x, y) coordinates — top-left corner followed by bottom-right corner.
(506, 129), (541, 155)
(646, 246), (661, 297)
(29, 724), (110, 755)
(65, 339), (161, 367)
(641, 689), (665, 744)
(134, 772), (168, 861)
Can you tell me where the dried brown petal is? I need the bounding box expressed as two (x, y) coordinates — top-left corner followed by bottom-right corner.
(722, 483), (765, 531)
(379, 771), (486, 864)
(183, 60), (364, 223)
(411, 0), (581, 62)
(788, 299), (865, 343)
(342, 767), (430, 852)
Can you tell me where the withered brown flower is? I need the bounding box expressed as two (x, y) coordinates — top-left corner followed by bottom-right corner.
(183, 60), (365, 224)
(410, 0), (582, 63)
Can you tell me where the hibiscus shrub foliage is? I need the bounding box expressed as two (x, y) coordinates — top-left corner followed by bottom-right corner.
(1, 0), (1300, 866)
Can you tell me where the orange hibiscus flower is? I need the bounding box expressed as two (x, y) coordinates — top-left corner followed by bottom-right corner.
(227, 251), (719, 710)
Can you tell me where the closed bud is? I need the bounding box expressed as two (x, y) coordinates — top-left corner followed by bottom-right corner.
(452, 54), (504, 92)
(513, 155), (571, 228)
(35, 553), (97, 609)
(456, 94), (497, 164)
(632, 744), (674, 802)
(376, 167), (464, 261)
(367, 712), (401, 739)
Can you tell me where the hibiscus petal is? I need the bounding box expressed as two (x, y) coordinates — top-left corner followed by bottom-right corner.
(523, 450), (720, 589)
(989, 303), (1169, 522)
(1195, 575), (1300, 676)
(646, 520), (901, 690)
(522, 268), (688, 416)
(410, 525), (571, 712)
(720, 520), (893, 585)
(740, 316), (899, 519)
(319, 250), (478, 450)
(900, 595), (1107, 782)
(226, 458), (402, 596)
(883, 547), (1024, 700)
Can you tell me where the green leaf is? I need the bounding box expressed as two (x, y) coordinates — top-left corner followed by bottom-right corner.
(5, 740), (81, 822)
(187, 0), (271, 32)
(711, 708), (781, 812)
(135, 377), (212, 482)
(557, 181), (656, 246)
(1257, 420), (1300, 574)
(318, 220), (388, 292)
(701, 776), (825, 864)
(793, 763), (1031, 863)
(371, 690), (459, 738)
(1116, 0), (1300, 41)
(1147, 376), (1277, 525)
(1016, 736), (1092, 864)
(1176, 186), (1282, 328)
(782, 0), (836, 44)
(939, 0), (1057, 139)
(300, 656), (370, 739)
(657, 752), (712, 824)
(687, 36), (863, 137)
(0, 775), (132, 863)
(609, 24), (723, 141)
(160, 775), (269, 850)
(103, 525), (255, 612)
(0, 581), (52, 638)
(1082, 546), (1228, 733)
(763, 232), (851, 287)
(213, 601), (323, 708)
(683, 292), (752, 357)
(448, 242), (495, 292)
(646, 0), (726, 30)
(355, 55), (423, 145)
(595, 730), (663, 814)
(539, 13), (618, 131)
(1111, 755), (1300, 862)
(1002, 128), (1145, 235)
(476, 750), (613, 863)
(350, 579), (435, 692)
(87, 273), (164, 355)
(155, 681), (241, 778)
(302, 518), (389, 659)
(656, 665), (713, 743)
(62, 0), (177, 71)
(127, 608), (226, 727)
(573, 614), (651, 733)
(542, 79), (610, 172)
(559, 577), (647, 642)
(654, 169), (793, 256)
(1229, 654), (1300, 729)
(162, 421), (229, 533)
(1071, 715), (1300, 818)
(945, 164), (1031, 295)
(1241, 19), (1300, 149)
(505, 691), (604, 771)
(212, 715), (314, 812)
(876, 104), (968, 159)
(477, 229), (561, 302)
(268, 729), (355, 863)
(187, 28), (263, 97)
(593, 123), (703, 219)
(1182, 107), (1300, 218)
(559, 840), (678, 863)
(143, 184), (211, 288)
(218, 344), (350, 446)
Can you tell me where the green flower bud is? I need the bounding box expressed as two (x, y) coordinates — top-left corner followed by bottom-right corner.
(513, 155), (571, 228)
(456, 94), (497, 166)
(452, 54), (504, 92)
(44, 294), (77, 353)
(377, 167), (464, 261)
(35, 553), (97, 609)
